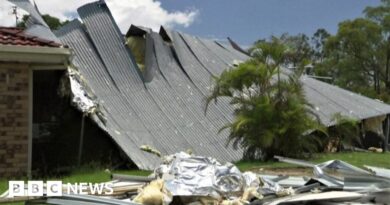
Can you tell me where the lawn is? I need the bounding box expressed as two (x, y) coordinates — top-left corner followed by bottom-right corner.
(309, 152), (390, 168)
(236, 152), (390, 171)
(58, 169), (150, 184)
(0, 152), (389, 201)
(0, 179), (6, 196)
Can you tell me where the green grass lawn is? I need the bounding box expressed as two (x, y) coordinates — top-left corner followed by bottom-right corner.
(0, 179), (6, 195)
(0, 152), (389, 203)
(236, 152), (390, 171)
(310, 152), (390, 168)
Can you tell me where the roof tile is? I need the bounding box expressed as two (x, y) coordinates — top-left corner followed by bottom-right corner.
(0, 27), (62, 47)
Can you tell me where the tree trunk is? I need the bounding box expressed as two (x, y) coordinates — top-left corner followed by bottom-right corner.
(378, 69), (381, 94)
(386, 56), (389, 89)
(374, 69), (379, 94)
(374, 66), (381, 94)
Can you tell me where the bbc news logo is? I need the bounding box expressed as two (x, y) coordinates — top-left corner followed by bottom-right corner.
(8, 181), (114, 197)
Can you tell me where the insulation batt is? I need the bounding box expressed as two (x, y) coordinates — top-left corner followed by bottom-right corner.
(133, 179), (172, 205)
(220, 187), (263, 205)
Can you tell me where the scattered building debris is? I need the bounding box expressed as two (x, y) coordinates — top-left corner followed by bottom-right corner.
(364, 166), (390, 179)
(155, 152), (244, 198)
(133, 179), (172, 205)
(2, 153), (389, 204)
(141, 145), (162, 158)
(368, 147), (383, 153)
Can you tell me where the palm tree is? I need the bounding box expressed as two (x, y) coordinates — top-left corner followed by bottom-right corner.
(206, 38), (326, 160)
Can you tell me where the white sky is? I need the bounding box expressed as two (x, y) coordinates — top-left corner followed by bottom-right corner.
(0, 0), (198, 31)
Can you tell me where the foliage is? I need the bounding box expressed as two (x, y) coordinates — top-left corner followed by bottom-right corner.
(207, 38), (326, 160)
(313, 0), (390, 101)
(280, 33), (313, 68)
(253, 34), (313, 70)
(311, 28), (331, 63)
(17, 14), (69, 30)
(321, 19), (383, 93)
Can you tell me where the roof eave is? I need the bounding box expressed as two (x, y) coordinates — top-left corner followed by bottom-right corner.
(0, 45), (71, 66)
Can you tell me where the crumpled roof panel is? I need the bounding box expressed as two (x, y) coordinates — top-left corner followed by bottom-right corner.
(7, 0), (60, 43)
(57, 1), (243, 170)
(168, 30), (235, 121)
(55, 20), (161, 170)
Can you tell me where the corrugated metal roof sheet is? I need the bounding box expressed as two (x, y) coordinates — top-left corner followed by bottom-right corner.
(57, 1), (243, 170)
(8, 0), (47, 26)
(55, 20), (161, 170)
(7, 0), (61, 43)
(167, 29), (235, 121)
(54, 0), (390, 170)
(301, 76), (390, 126)
(78, 1), (242, 161)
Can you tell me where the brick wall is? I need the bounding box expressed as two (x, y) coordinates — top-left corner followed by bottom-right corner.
(0, 63), (29, 177)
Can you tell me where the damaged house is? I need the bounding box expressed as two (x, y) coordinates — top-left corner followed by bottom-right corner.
(1, 0), (390, 177)
(0, 26), (70, 177)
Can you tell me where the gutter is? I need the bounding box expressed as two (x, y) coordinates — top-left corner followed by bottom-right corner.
(0, 45), (71, 65)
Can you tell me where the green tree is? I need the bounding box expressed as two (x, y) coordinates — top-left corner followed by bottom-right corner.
(311, 28), (331, 63)
(365, 0), (390, 90)
(317, 18), (384, 96)
(315, 0), (390, 100)
(206, 38), (326, 160)
(17, 14), (69, 30)
(280, 33), (313, 68)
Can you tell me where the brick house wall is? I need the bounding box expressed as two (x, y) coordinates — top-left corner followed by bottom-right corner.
(0, 63), (29, 177)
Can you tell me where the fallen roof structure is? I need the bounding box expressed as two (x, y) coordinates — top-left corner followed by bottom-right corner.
(300, 76), (390, 127)
(55, 1), (244, 170)
(8, 0), (390, 170)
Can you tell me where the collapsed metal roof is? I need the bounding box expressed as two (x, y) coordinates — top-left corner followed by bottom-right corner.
(10, 0), (390, 170)
(55, 1), (244, 170)
(301, 76), (390, 126)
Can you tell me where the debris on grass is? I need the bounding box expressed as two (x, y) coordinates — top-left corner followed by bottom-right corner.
(3, 152), (390, 204)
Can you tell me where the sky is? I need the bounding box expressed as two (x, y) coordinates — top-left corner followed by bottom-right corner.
(0, 0), (382, 46)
